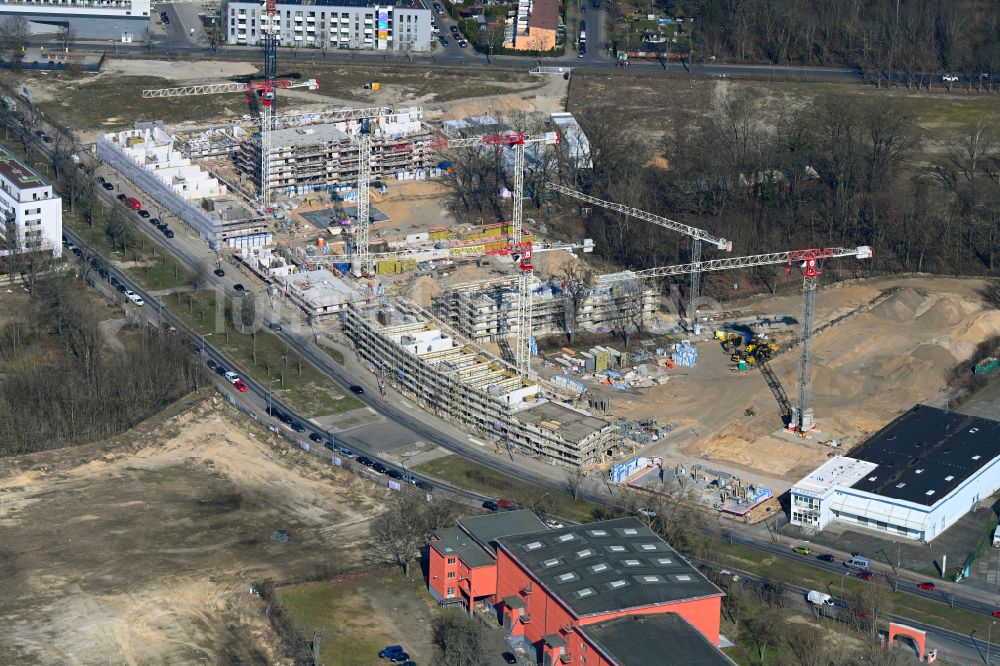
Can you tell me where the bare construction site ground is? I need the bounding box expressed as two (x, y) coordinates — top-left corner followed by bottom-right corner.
(0, 395), (387, 665)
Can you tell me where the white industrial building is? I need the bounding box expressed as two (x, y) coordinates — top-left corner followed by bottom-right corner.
(550, 112), (592, 170)
(790, 405), (1000, 542)
(0, 143), (61, 258)
(0, 0), (150, 39)
(222, 0), (432, 51)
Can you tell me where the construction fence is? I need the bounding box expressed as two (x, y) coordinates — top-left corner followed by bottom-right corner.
(95, 133), (223, 250)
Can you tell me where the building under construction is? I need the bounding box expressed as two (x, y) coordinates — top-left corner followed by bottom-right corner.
(236, 106), (434, 195)
(344, 300), (620, 468)
(432, 270), (658, 344)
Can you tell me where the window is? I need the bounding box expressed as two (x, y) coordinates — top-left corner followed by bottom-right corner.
(446, 557), (456, 565)
(447, 572), (456, 579)
(446, 586), (455, 597)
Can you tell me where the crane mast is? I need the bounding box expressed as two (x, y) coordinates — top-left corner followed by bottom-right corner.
(259, 0), (279, 210)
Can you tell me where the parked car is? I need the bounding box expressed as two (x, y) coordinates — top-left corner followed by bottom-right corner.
(116, 193), (128, 202)
(125, 197), (142, 210)
(148, 218), (160, 226)
(233, 283), (246, 292)
(503, 653), (518, 664)
(233, 379), (249, 392)
(290, 421), (306, 433)
(581, 4), (586, 11)
(482, 500), (499, 512)
(498, 497), (515, 510)
(545, 519), (564, 529)
(350, 385), (364, 395)
(207, 359), (219, 371)
(269, 322), (282, 331)
(458, 39), (468, 48)
(379, 645), (405, 659)
(125, 290), (144, 306)
(450, 24), (459, 33)
(356, 456), (375, 467)
(792, 546), (813, 555)
(214, 268), (225, 277)
(917, 582), (936, 591)
(433, 2), (443, 13)
(102, 182), (115, 190)
(390, 656), (410, 664)
(992, 610), (1000, 619)
(372, 462), (388, 474)
(137, 209), (150, 218)
(386, 469), (404, 480)
(440, 37), (449, 46)
(224, 371), (240, 383)
(415, 480), (434, 491)
(163, 229), (175, 239)
(942, 74), (959, 82)
(42, 135), (52, 144)
(817, 553), (836, 563)
(857, 570), (875, 581)
(636, 507), (657, 518)
(335, 445), (355, 459)
(309, 432), (324, 443)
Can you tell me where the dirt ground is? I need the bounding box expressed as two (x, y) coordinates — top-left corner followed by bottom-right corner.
(0, 395), (389, 666)
(604, 276), (1000, 488)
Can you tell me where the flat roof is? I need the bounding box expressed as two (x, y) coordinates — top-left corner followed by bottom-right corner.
(430, 527), (494, 568)
(582, 614), (733, 666)
(278, 269), (354, 305)
(793, 456), (878, 496)
(847, 405), (1000, 506)
(270, 124), (351, 149)
(496, 517), (722, 617)
(459, 509), (547, 554)
(0, 144), (48, 191)
(514, 401), (609, 443)
(248, 0), (428, 8)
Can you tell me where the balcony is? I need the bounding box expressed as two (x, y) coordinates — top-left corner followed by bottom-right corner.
(520, 613), (532, 624)
(559, 655), (572, 664)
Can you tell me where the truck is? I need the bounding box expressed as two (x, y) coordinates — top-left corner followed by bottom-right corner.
(992, 525), (1000, 548)
(807, 590), (834, 606)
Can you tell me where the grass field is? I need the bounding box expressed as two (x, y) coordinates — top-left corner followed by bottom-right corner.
(413, 453), (605, 523)
(278, 569), (438, 666)
(172, 290), (363, 417)
(711, 540), (997, 637)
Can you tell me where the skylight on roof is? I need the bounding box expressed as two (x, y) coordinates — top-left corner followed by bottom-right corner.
(575, 548), (594, 559)
(524, 541), (545, 551)
(607, 545), (626, 553)
(945, 475), (955, 481)
(654, 557), (673, 566)
(867, 476), (878, 482)
(623, 559), (641, 567)
(557, 572), (579, 583)
(622, 528), (638, 536)
(972, 455), (981, 460)
(674, 574), (692, 582)
(556, 533), (576, 543)
(589, 563), (610, 574)
(542, 558), (562, 568)
(587, 530), (608, 537)
(915, 469), (924, 474)
(895, 483), (906, 488)
(639, 544), (657, 551)
(925, 490), (936, 496)
(608, 580), (628, 589)
(575, 588), (596, 598)
(638, 575), (664, 584)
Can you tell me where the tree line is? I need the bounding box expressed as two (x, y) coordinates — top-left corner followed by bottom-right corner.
(0, 273), (202, 456)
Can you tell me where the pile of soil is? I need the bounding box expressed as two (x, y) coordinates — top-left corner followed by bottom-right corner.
(870, 287), (926, 322)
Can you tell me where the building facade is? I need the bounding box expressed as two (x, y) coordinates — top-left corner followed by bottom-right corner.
(0, 0), (149, 39)
(428, 513), (732, 666)
(223, 0), (432, 51)
(0, 144), (61, 258)
(505, 0), (559, 51)
(790, 405), (1000, 542)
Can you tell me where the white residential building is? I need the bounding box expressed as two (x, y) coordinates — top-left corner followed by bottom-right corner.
(110, 126), (227, 203)
(790, 405), (1000, 542)
(0, 144), (61, 258)
(0, 0), (150, 40)
(223, 0), (432, 51)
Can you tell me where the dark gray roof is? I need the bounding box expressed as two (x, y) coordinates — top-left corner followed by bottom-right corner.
(458, 509), (548, 554)
(430, 527), (494, 568)
(849, 405), (1000, 506)
(496, 517), (722, 617)
(514, 401), (610, 443)
(582, 614), (734, 666)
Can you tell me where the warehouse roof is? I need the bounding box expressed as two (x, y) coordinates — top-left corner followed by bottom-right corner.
(459, 509), (547, 554)
(848, 405), (1000, 506)
(496, 517), (722, 617)
(581, 614), (734, 666)
(430, 527), (494, 568)
(514, 400), (609, 443)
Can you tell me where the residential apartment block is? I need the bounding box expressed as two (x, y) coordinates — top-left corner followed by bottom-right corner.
(0, 0), (149, 39)
(344, 300), (620, 467)
(0, 144), (61, 258)
(223, 0), (432, 51)
(236, 107), (433, 195)
(505, 0), (559, 51)
(428, 512), (732, 666)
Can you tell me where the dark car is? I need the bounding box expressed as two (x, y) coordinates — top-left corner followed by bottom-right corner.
(97, 176), (106, 184)
(309, 432), (324, 443)
(116, 193), (128, 202)
(42, 135), (52, 144)
(269, 322), (282, 331)
(290, 421), (306, 433)
(207, 359), (218, 371)
(278, 412), (293, 425)
(379, 646), (404, 659)
(386, 469), (404, 480)
(372, 462), (388, 474)
(817, 553), (836, 563)
(581, 4), (586, 10)
(482, 500), (499, 512)
(137, 209), (150, 218)
(415, 480), (434, 491)
(116, 283), (128, 294)
(390, 656), (410, 664)
(349, 385), (364, 395)
(265, 406), (283, 419)
(233, 283), (246, 292)
(214, 268), (225, 277)
(215, 365), (227, 376)
(163, 229), (175, 239)
(335, 445), (355, 458)
(324, 441), (336, 452)
(148, 218), (160, 225)
(356, 456), (375, 467)
(71, 247), (83, 257)
(503, 653), (517, 665)
(440, 37), (449, 46)
(857, 570), (875, 581)
(154, 221), (167, 231)
(102, 182), (115, 190)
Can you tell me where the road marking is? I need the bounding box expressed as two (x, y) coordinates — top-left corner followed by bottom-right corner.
(469, 438), (486, 446)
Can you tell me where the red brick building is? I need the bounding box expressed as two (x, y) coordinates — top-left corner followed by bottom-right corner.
(428, 512), (731, 665)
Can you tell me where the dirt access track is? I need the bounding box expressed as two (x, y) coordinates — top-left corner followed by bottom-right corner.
(0, 394), (388, 666)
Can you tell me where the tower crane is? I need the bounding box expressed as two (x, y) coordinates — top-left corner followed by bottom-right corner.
(545, 182), (732, 324)
(596, 245), (873, 432)
(141, 0), (318, 210)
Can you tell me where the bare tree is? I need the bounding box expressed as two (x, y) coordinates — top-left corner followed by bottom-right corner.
(431, 609), (487, 666)
(783, 622), (829, 666)
(738, 605), (784, 662)
(565, 466), (585, 500)
(56, 24), (75, 53)
(366, 492), (434, 578)
(0, 16), (29, 66)
(605, 278), (647, 349)
(555, 262), (593, 344)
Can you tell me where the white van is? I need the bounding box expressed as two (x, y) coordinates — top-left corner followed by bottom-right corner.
(224, 371), (240, 384)
(845, 556), (870, 571)
(807, 590), (834, 606)
(125, 290), (144, 306)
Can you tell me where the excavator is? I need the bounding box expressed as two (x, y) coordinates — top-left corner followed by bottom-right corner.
(714, 327), (751, 352)
(731, 338), (779, 364)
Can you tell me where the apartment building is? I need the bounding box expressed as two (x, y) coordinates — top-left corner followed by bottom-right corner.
(0, 144), (61, 258)
(505, 0), (559, 51)
(344, 300), (620, 467)
(428, 512), (732, 666)
(0, 0), (149, 39)
(433, 271), (658, 345)
(236, 107), (433, 195)
(223, 0), (431, 51)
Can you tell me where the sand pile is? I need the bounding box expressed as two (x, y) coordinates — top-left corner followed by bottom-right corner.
(533, 250), (579, 279)
(910, 343), (959, 368)
(915, 296), (968, 328)
(870, 287), (925, 322)
(406, 276), (441, 308)
(811, 365), (860, 398)
(957, 309), (1000, 342)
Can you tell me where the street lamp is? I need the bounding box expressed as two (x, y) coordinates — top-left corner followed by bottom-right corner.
(200, 331), (212, 355)
(267, 377), (281, 413)
(989, 620), (997, 665)
(114, 26), (119, 55)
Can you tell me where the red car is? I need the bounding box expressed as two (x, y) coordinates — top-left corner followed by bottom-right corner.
(992, 610), (1000, 619)
(917, 582), (936, 591)
(857, 571), (875, 581)
(125, 197), (141, 210)
(497, 497), (516, 510)
(233, 379), (248, 392)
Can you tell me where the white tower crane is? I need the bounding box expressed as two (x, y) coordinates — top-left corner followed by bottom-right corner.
(545, 182), (732, 324)
(597, 245), (873, 432)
